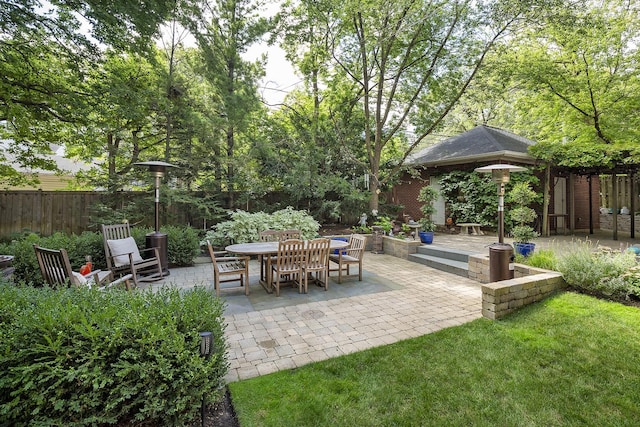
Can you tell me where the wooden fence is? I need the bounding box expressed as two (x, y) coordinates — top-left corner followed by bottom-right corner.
(599, 175), (637, 210)
(0, 191), (206, 238)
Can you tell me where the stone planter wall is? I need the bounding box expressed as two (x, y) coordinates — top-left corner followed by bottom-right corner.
(381, 236), (422, 259)
(469, 254), (566, 320)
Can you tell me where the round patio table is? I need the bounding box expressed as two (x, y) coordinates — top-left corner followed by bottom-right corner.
(225, 239), (349, 293)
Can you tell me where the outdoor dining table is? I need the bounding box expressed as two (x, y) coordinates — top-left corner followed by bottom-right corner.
(225, 239), (350, 293)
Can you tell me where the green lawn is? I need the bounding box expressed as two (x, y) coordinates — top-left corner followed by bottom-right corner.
(229, 292), (640, 426)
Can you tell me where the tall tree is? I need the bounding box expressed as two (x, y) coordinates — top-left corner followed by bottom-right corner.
(323, 0), (557, 211)
(189, 0), (269, 208)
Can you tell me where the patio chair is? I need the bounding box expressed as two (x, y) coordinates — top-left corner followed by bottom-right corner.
(206, 241), (250, 296)
(34, 244), (133, 290)
(279, 229), (301, 240)
(329, 234), (366, 283)
(302, 238), (331, 293)
(101, 223), (163, 287)
(258, 230), (281, 283)
(271, 239), (305, 296)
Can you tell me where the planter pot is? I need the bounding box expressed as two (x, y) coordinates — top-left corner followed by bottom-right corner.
(419, 231), (434, 244)
(514, 242), (535, 257)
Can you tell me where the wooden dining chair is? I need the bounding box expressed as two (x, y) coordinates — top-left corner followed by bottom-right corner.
(271, 239), (305, 296)
(258, 230), (281, 283)
(101, 223), (164, 287)
(206, 241), (250, 296)
(302, 238), (331, 293)
(329, 234), (366, 283)
(279, 229), (301, 240)
(34, 244), (133, 290)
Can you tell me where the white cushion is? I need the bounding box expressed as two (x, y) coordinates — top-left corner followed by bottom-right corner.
(107, 237), (144, 267)
(71, 271), (88, 286)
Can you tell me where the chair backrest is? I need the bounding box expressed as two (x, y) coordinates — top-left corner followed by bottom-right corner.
(34, 244), (80, 287)
(102, 223), (135, 270)
(347, 234), (366, 260)
(275, 239), (305, 270)
(259, 230), (281, 242)
(305, 238), (330, 268)
(206, 241), (225, 271)
(280, 229), (301, 240)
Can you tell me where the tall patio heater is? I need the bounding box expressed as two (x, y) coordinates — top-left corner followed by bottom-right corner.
(475, 164), (527, 281)
(134, 161), (177, 275)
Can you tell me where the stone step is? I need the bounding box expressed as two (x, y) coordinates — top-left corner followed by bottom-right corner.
(416, 245), (477, 263)
(408, 253), (469, 277)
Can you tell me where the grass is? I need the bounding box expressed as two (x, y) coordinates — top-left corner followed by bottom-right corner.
(229, 292), (640, 426)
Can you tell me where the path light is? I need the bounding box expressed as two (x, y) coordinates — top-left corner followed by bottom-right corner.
(199, 332), (214, 427)
(134, 161), (177, 275)
(475, 164), (527, 281)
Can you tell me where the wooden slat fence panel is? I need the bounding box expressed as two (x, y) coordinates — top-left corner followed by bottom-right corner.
(599, 175), (635, 210)
(0, 191), (214, 238)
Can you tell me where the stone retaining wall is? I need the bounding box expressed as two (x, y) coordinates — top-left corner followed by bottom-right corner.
(600, 213), (640, 233)
(468, 254), (567, 320)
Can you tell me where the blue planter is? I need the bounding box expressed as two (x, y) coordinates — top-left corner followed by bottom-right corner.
(419, 231), (434, 244)
(514, 242), (535, 257)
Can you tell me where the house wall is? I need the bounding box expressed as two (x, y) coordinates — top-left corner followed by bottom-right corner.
(392, 173), (424, 222)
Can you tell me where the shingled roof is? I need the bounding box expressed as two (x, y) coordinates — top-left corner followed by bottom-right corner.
(408, 125), (537, 167)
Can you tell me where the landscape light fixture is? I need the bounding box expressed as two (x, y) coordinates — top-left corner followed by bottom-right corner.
(199, 331), (214, 427)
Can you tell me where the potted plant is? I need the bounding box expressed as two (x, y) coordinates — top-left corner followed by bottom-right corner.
(508, 181), (540, 256)
(417, 185), (439, 244)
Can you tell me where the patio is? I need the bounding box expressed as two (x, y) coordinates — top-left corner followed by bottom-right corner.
(145, 230), (639, 383)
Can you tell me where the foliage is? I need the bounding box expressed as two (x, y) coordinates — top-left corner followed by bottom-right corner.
(0, 285), (227, 426)
(202, 207), (321, 247)
(230, 292), (640, 426)
(507, 182), (540, 243)
(372, 216), (393, 234)
(514, 248), (558, 271)
(438, 171), (500, 227)
(417, 186), (439, 232)
(6, 227), (199, 284)
(555, 240), (639, 300)
(163, 225), (201, 266)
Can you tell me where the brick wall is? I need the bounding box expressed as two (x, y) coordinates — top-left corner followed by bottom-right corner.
(392, 172), (428, 221)
(573, 175), (601, 230)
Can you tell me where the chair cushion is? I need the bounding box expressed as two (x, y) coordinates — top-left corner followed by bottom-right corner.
(107, 237), (144, 267)
(71, 271), (88, 286)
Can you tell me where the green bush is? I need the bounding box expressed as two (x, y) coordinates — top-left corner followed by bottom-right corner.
(164, 225), (201, 266)
(556, 241), (638, 300)
(515, 248), (558, 271)
(203, 207), (321, 246)
(0, 285), (227, 426)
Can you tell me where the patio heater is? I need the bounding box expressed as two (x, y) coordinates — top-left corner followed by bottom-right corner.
(134, 161), (177, 275)
(475, 164), (527, 281)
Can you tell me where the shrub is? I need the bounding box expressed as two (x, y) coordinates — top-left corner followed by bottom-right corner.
(556, 240), (638, 300)
(164, 225), (201, 266)
(516, 248), (558, 271)
(0, 285), (227, 426)
(203, 207), (321, 246)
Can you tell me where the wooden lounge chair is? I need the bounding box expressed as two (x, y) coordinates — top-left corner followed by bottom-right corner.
(101, 223), (163, 287)
(34, 244), (133, 290)
(302, 238), (331, 293)
(271, 239), (305, 296)
(206, 241), (250, 296)
(329, 234), (366, 283)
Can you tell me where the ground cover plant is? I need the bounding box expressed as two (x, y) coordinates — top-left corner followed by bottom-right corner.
(229, 292), (640, 426)
(0, 284), (227, 426)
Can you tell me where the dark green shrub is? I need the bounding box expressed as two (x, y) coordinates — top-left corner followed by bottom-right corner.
(0, 285), (227, 426)
(164, 225), (201, 266)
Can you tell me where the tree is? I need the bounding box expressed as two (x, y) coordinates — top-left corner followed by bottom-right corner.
(324, 0), (547, 211)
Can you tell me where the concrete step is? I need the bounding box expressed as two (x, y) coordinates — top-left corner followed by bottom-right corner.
(416, 245), (477, 263)
(408, 253), (469, 277)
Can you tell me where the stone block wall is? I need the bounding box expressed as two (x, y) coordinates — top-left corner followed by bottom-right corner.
(599, 214), (640, 233)
(381, 236), (421, 259)
(468, 254), (567, 320)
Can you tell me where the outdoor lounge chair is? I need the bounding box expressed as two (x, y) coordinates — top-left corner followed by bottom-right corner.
(101, 223), (163, 287)
(206, 241), (250, 296)
(34, 244), (133, 290)
(329, 234), (366, 283)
